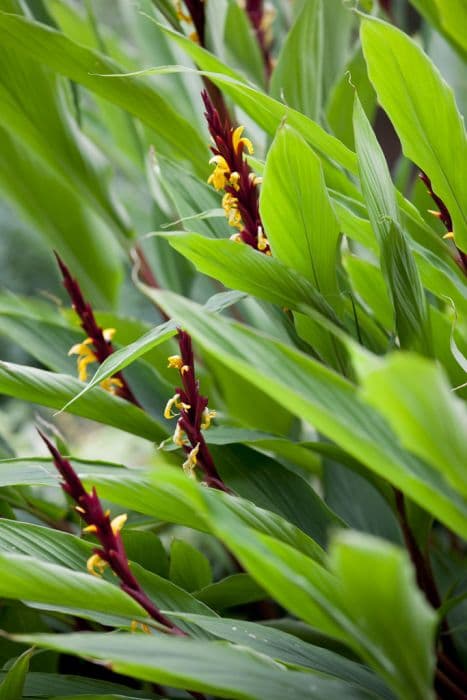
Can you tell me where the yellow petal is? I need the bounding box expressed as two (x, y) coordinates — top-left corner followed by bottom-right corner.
(167, 355), (184, 370)
(82, 524), (98, 534)
(111, 513), (127, 534)
(443, 231), (455, 240)
(86, 553), (107, 577)
(182, 443), (200, 478)
(103, 328), (116, 342)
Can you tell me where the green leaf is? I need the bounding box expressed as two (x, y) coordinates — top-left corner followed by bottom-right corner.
(0, 649), (32, 700)
(0, 362), (166, 442)
(162, 232), (341, 321)
(0, 672), (151, 697)
(170, 613), (392, 699)
(361, 17), (467, 251)
(224, 0), (265, 86)
(0, 10), (208, 172)
(151, 292), (467, 537)
(362, 353), (467, 501)
(12, 632), (375, 700)
(212, 444), (342, 547)
(169, 539), (212, 592)
(261, 125), (342, 308)
(195, 574), (266, 611)
(0, 552), (146, 623)
(331, 531), (437, 700)
(353, 96), (431, 354)
(270, 0), (323, 120)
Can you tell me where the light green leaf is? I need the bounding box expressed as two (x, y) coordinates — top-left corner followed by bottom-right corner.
(0, 648), (32, 700)
(0, 10), (207, 172)
(12, 632), (377, 700)
(261, 124), (342, 309)
(361, 17), (467, 251)
(171, 613), (392, 699)
(331, 531), (437, 700)
(0, 552), (146, 623)
(169, 539), (212, 592)
(0, 362), (166, 442)
(270, 0), (323, 120)
(353, 95), (431, 354)
(362, 353), (467, 500)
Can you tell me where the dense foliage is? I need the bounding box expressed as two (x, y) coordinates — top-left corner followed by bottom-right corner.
(0, 1), (466, 699)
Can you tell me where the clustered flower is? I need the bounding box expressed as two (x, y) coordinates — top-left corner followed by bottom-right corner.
(202, 90), (271, 255)
(55, 254), (140, 403)
(165, 329), (228, 492)
(39, 430), (184, 635)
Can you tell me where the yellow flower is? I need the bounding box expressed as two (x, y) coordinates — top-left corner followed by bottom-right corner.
(182, 443), (200, 478)
(229, 233), (243, 243)
(208, 155), (230, 190)
(164, 393), (191, 420)
(443, 231), (455, 240)
(86, 552), (108, 577)
(68, 338), (96, 382)
(222, 192), (242, 229)
(131, 620), (151, 634)
(201, 408), (216, 430)
(175, 0), (192, 22)
(167, 355), (190, 373)
(232, 126), (254, 155)
(173, 420), (187, 447)
(111, 513), (127, 534)
(103, 328), (116, 342)
(100, 376), (123, 394)
(257, 226), (269, 252)
(68, 328), (116, 382)
(229, 171), (241, 191)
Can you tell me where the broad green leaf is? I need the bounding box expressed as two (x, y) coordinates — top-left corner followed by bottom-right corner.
(171, 613), (392, 699)
(409, 0), (467, 59)
(169, 539), (212, 592)
(361, 17), (467, 251)
(0, 10), (208, 172)
(0, 2), (131, 240)
(0, 362), (166, 442)
(152, 292), (467, 537)
(195, 574), (266, 610)
(0, 460), (323, 561)
(331, 531), (437, 700)
(162, 232), (342, 321)
(0, 649), (32, 700)
(0, 127), (122, 308)
(260, 124), (347, 371)
(0, 519), (215, 634)
(261, 125), (341, 309)
(211, 444), (342, 547)
(270, 0), (323, 120)
(0, 552), (146, 622)
(362, 353), (467, 500)
(0, 672), (152, 698)
(223, 0), (265, 86)
(12, 632), (377, 700)
(353, 96), (431, 355)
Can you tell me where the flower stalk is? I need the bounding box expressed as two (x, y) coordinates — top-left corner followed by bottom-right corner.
(55, 253), (141, 404)
(202, 90), (270, 254)
(166, 330), (229, 492)
(38, 429), (185, 635)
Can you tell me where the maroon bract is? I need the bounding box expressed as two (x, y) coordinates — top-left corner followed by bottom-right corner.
(165, 330), (228, 492)
(202, 90), (270, 254)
